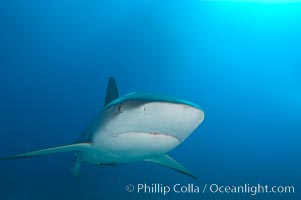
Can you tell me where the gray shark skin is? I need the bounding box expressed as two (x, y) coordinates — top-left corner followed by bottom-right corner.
(0, 77), (204, 179)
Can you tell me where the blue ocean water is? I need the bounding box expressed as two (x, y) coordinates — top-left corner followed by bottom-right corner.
(0, 0), (300, 199)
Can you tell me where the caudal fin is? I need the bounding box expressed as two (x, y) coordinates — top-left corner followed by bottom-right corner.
(0, 143), (91, 161)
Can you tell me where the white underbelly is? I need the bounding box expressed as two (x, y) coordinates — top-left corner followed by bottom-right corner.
(86, 131), (180, 164)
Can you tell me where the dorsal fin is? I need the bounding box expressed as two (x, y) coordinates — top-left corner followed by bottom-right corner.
(104, 77), (119, 106)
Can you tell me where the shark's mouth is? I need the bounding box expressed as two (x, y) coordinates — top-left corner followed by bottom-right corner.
(108, 131), (182, 158)
(147, 132), (181, 142)
(114, 131), (181, 143)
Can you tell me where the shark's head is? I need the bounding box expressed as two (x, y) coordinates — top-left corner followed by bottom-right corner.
(96, 92), (204, 160)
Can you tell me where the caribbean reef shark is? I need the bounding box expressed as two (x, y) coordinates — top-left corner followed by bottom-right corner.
(0, 77), (204, 179)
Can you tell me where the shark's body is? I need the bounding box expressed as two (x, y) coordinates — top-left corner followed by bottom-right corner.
(0, 77), (204, 179)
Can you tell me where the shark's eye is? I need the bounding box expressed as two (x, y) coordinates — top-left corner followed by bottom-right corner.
(118, 104), (124, 113)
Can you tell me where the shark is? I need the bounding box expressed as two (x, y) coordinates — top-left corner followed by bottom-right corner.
(0, 77), (204, 179)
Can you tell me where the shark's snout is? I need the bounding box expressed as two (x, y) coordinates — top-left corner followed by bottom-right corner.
(105, 100), (204, 141)
(140, 102), (204, 142)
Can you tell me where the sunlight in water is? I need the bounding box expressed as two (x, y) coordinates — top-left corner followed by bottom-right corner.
(205, 0), (301, 3)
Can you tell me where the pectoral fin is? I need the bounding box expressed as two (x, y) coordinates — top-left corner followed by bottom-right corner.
(0, 143), (91, 161)
(145, 154), (197, 180)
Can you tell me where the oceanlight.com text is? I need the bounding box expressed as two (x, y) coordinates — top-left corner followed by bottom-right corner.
(208, 183), (295, 196)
